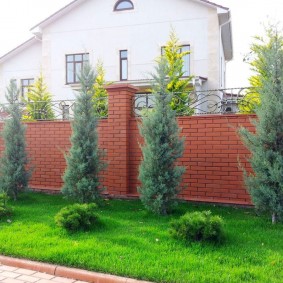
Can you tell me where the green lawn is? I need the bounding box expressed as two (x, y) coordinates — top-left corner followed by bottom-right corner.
(0, 192), (282, 283)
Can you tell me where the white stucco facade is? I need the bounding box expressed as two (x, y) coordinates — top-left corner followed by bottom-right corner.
(0, 0), (233, 101)
(0, 38), (42, 99)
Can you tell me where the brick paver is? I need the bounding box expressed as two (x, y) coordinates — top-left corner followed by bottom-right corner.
(0, 264), (89, 283)
(0, 256), (153, 283)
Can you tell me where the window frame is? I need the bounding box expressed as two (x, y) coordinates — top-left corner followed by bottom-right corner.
(161, 44), (191, 77)
(65, 53), (89, 85)
(21, 78), (34, 97)
(120, 50), (128, 81)
(114, 0), (134, 11)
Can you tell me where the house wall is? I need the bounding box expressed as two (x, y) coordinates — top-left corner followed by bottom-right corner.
(0, 84), (253, 205)
(0, 40), (42, 100)
(219, 41), (226, 88)
(31, 0), (222, 100)
(0, 0), (226, 101)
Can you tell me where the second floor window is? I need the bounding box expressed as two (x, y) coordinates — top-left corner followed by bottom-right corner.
(120, 50), (128, 81)
(66, 53), (89, 84)
(161, 45), (190, 77)
(21, 78), (34, 97)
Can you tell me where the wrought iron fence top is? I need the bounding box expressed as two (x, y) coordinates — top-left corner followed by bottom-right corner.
(0, 97), (108, 121)
(133, 87), (258, 116)
(0, 87), (259, 121)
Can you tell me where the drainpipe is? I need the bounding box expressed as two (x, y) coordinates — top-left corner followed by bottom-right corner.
(219, 11), (231, 88)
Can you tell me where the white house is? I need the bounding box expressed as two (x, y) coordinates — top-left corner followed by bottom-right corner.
(0, 0), (233, 101)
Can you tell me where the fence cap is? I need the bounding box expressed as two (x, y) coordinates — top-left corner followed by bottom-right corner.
(106, 84), (139, 92)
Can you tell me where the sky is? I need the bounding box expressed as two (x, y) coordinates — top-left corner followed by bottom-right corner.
(0, 0), (283, 88)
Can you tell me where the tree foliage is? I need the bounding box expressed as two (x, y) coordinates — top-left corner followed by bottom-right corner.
(0, 80), (30, 200)
(23, 74), (54, 120)
(239, 24), (283, 224)
(138, 58), (185, 215)
(239, 24), (283, 114)
(62, 64), (105, 203)
(93, 61), (109, 117)
(161, 30), (194, 115)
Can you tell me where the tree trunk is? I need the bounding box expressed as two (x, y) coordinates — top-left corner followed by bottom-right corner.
(272, 212), (276, 224)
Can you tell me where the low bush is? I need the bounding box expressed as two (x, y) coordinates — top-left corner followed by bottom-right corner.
(170, 210), (225, 244)
(0, 193), (13, 219)
(55, 203), (98, 232)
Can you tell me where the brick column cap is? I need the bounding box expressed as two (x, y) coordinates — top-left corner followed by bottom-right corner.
(106, 83), (139, 93)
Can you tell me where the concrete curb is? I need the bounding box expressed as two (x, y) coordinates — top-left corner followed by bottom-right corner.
(0, 255), (153, 283)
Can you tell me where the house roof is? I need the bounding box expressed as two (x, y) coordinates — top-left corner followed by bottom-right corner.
(30, 0), (230, 31)
(30, 0), (85, 34)
(199, 0), (229, 10)
(1, 0), (232, 63)
(0, 37), (37, 63)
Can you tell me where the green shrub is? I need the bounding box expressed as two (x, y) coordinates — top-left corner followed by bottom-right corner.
(0, 193), (13, 219)
(55, 203), (98, 232)
(170, 211), (225, 244)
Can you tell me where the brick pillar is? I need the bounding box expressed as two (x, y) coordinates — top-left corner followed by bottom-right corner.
(106, 84), (138, 196)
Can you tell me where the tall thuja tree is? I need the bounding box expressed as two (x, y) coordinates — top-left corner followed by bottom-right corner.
(162, 30), (194, 115)
(23, 74), (54, 120)
(138, 58), (185, 215)
(0, 80), (30, 200)
(62, 64), (105, 203)
(239, 25), (283, 224)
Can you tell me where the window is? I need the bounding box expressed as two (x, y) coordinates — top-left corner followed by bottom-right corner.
(161, 45), (190, 76)
(66, 53), (89, 84)
(21, 78), (34, 97)
(120, 50), (128, 80)
(181, 45), (190, 76)
(114, 0), (134, 11)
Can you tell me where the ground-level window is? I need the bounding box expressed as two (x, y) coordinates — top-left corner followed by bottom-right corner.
(161, 45), (190, 76)
(21, 78), (34, 97)
(120, 50), (128, 81)
(66, 53), (89, 84)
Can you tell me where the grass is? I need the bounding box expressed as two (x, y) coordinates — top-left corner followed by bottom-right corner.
(0, 192), (282, 283)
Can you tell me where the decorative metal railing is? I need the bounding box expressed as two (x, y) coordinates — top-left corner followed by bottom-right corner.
(0, 87), (259, 121)
(0, 97), (108, 121)
(133, 87), (259, 116)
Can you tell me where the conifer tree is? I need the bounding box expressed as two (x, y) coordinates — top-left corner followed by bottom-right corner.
(239, 24), (283, 113)
(239, 24), (283, 224)
(62, 64), (105, 203)
(93, 61), (109, 117)
(23, 74), (54, 120)
(0, 80), (30, 200)
(138, 58), (185, 215)
(161, 30), (194, 115)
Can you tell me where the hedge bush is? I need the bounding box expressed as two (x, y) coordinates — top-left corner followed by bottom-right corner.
(170, 210), (225, 244)
(55, 203), (98, 232)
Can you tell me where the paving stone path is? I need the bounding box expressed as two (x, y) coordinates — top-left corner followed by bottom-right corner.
(0, 265), (88, 283)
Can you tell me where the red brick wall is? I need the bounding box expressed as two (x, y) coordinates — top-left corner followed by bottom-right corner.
(0, 85), (255, 205)
(25, 120), (108, 192)
(178, 115), (254, 205)
(129, 115), (254, 205)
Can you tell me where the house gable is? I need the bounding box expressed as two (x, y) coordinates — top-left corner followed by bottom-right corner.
(0, 0), (232, 101)
(0, 38), (42, 98)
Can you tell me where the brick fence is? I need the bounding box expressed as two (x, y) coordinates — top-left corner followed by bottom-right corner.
(0, 84), (255, 205)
